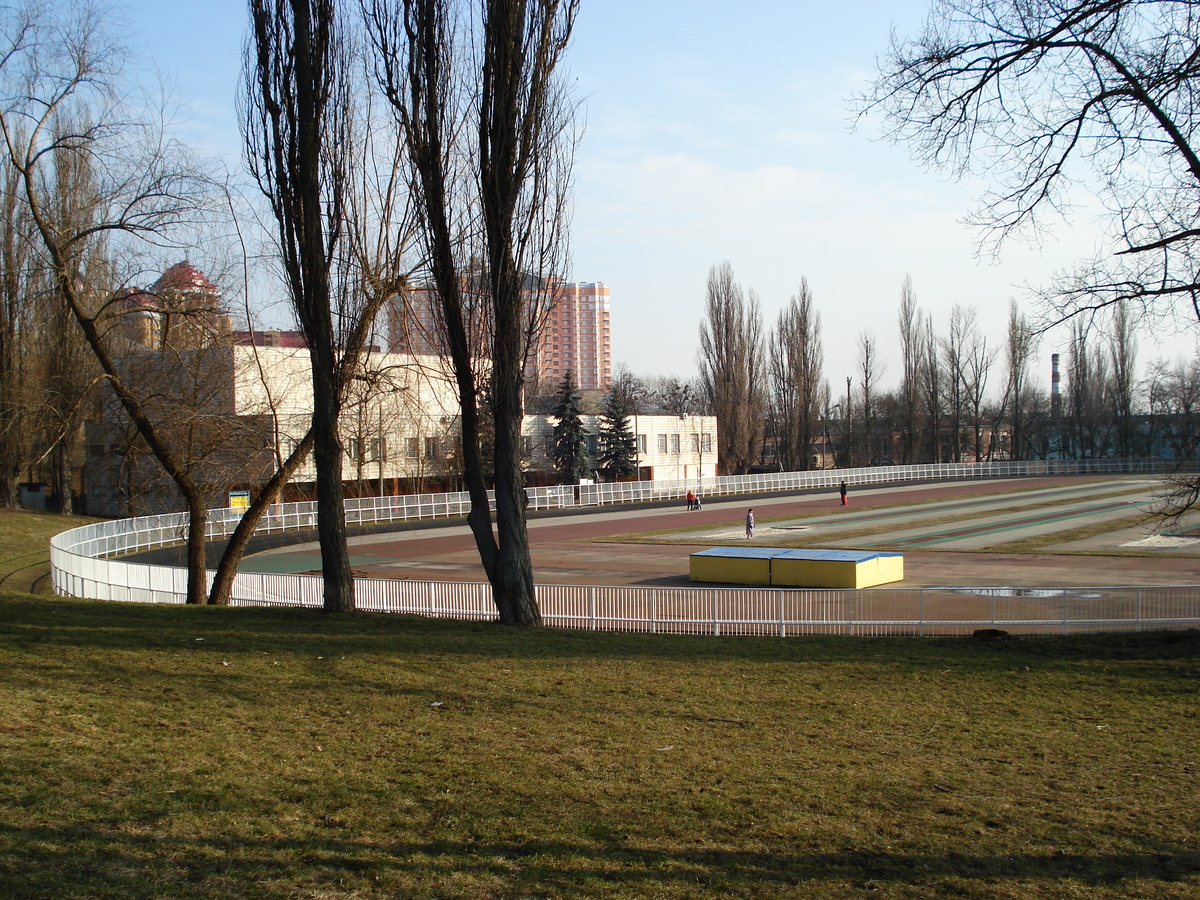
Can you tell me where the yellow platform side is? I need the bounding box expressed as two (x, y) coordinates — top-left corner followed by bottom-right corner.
(772, 554), (904, 588)
(872, 554), (905, 585)
(689, 554), (772, 586)
(773, 557), (858, 588)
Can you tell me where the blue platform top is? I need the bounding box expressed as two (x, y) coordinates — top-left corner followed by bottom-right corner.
(691, 547), (902, 563)
(691, 547), (785, 560)
(779, 549), (902, 563)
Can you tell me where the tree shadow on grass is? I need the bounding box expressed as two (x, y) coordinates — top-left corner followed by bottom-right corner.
(0, 820), (1196, 899)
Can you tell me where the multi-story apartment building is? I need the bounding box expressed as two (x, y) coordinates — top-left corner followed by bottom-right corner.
(386, 279), (612, 392)
(527, 282), (611, 392)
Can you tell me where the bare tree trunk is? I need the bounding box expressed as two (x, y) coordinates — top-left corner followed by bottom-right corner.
(366, 0), (577, 625)
(245, 0), (357, 611)
(209, 431), (314, 606)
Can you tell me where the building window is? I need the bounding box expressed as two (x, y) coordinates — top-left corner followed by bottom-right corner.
(657, 434), (667, 454)
(670, 433), (681, 453)
(701, 433), (713, 452)
(424, 436), (438, 460)
(406, 437), (420, 458)
(636, 434), (646, 454)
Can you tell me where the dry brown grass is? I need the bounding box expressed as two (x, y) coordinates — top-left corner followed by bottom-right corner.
(1, 595), (1197, 899)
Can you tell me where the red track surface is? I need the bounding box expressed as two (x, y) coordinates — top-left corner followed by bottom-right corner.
(260, 476), (1200, 588)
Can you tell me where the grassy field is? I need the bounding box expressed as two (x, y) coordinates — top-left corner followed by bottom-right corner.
(2, 591), (1198, 899)
(0, 508), (99, 593)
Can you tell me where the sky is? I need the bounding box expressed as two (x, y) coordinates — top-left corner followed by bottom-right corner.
(125, 0), (1200, 393)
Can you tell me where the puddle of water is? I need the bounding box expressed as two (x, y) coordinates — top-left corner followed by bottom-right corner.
(925, 586), (1104, 599)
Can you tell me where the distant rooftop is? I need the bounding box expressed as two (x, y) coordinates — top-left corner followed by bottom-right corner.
(230, 329), (308, 349)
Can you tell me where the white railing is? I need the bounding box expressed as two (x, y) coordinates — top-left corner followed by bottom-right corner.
(46, 553), (1200, 636)
(573, 456), (1198, 507)
(49, 459), (1200, 636)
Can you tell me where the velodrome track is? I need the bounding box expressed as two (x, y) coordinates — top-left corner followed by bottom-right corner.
(240, 475), (1200, 589)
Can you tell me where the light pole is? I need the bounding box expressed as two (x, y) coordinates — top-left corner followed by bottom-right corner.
(825, 401), (841, 470)
(844, 377), (853, 468)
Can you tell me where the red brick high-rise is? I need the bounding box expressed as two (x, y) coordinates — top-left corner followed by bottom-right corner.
(386, 280), (612, 391)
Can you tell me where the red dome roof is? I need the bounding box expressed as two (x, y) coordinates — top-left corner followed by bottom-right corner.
(149, 260), (219, 297)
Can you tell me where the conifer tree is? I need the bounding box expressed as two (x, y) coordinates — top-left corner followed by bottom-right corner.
(598, 384), (638, 480)
(551, 371), (589, 483)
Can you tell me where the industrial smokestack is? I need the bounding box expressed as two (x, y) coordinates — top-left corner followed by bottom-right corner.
(1051, 353), (1061, 417)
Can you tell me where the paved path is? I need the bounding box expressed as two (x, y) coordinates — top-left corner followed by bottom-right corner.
(241, 475), (1200, 588)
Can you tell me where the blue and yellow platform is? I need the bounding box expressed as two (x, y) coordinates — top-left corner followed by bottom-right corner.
(689, 547), (904, 589)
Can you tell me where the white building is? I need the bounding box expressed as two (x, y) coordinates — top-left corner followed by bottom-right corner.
(522, 413), (718, 483)
(85, 345), (719, 515)
(85, 346), (465, 515)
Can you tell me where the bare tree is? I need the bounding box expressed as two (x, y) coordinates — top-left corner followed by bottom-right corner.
(698, 261), (765, 474)
(865, 0), (1200, 328)
(1000, 301), (1039, 460)
(1065, 321), (1112, 459)
(1109, 302), (1138, 456)
(959, 310), (995, 461)
(856, 331), (885, 464)
(364, 0), (578, 625)
(896, 275), (922, 464)
(245, 0), (411, 612)
(649, 375), (695, 417)
(767, 278), (823, 471)
(1156, 355), (1200, 458)
(920, 312), (944, 462)
(0, 1), (224, 604)
(941, 306), (974, 462)
(0, 148), (42, 508)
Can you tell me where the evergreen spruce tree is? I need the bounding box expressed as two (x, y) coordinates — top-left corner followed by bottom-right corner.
(551, 371), (590, 483)
(598, 385), (638, 480)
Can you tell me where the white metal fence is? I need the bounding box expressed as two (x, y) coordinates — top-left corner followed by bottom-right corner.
(49, 458), (1200, 636)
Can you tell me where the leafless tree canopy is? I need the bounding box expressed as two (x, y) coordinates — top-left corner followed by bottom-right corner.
(0, 0), (224, 604)
(767, 279), (824, 471)
(1001, 300), (1039, 460)
(698, 262), (765, 475)
(856, 331), (886, 465)
(864, 0), (1200, 327)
